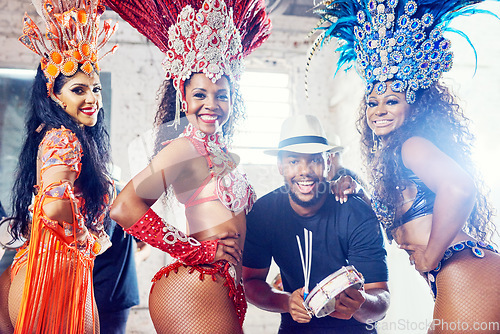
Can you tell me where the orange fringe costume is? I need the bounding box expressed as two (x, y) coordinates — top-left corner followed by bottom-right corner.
(12, 0), (116, 331)
(11, 127), (110, 333)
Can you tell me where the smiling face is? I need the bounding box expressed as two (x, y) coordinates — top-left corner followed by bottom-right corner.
(54, 71), (102, 127)
(184, 73), (232, 135)
(278, 151), (329, 211)
(366, 82), (411, 137)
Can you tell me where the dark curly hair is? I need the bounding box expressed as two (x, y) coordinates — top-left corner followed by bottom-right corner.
(357, 81), (495, 243)
(11, 64), (112, 239)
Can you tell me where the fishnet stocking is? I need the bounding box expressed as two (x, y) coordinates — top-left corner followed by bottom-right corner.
(8, 265), (25, 329)
(8, 265), (99, 333)
(430, 250), (500, 334)
(0, 267), (14, 334)
(149, 265), (242, 334)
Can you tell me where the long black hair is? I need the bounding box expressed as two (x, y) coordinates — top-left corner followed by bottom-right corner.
(357, 82), (495, 243)
(11, 64), (112, 239)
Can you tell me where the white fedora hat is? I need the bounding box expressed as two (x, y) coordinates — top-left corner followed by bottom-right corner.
(264, 114), (344, 156)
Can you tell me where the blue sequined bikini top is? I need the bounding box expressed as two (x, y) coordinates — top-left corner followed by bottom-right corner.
(372, 167), (436, 236)
(398, 170), (435, 226)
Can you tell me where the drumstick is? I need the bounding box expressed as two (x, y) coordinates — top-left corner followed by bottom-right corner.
(304, 229), (309, 297)
(296, 228), (313, 300)
(306, 229), (312, 298)
(307, 231), (312, 286)
(296, 234), (307, 291)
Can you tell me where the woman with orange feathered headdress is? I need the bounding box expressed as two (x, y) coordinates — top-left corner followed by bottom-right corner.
(0, 0), (117, 333)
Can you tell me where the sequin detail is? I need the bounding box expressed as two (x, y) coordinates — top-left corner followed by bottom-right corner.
(313, 0), (490, 104)
(354, 0), (452, 103)
(38, 127), (110, 253)
(11, 126), (110, 334)
(19, 0), (117, 95)
(125, 208), (218, 266)
(161, 0), (244, 126)
(371, 191), (395, 231)
(40, 126), (82, 177)
(426, 240), (498, 299)
(181, 123), (256, 214)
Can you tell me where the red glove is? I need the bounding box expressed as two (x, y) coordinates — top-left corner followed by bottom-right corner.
(125, 208), (218, 265)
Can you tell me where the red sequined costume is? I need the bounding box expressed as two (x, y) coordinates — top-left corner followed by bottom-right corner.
(103, 0), (269, 331)
(10, 127), (110, 333)
(125, 123), (255, 329)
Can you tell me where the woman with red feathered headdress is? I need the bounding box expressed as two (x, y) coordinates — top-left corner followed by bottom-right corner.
(104, 0), (271, 332)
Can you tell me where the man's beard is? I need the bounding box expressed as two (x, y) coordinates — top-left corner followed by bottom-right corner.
(286, 180), (329, 208)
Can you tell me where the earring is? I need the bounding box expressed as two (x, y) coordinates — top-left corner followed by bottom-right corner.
(50, 93), (66, 110)
(35, 123), (46, 133)
(326, 153), (332, 173)
(169, 93), (185, 130)
(371, 131), (379, 153)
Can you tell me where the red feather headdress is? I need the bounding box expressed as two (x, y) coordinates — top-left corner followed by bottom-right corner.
(104, 0), (271, 126)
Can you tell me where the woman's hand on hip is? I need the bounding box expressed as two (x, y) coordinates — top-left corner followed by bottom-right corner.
(214, 231), (242, 265)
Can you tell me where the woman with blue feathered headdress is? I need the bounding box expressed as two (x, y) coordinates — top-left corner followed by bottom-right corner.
(313, 0), (500, 329)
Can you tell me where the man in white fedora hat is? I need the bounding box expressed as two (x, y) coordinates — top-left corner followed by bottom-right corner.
(243, 114), (389, 333)
(263, 114), (344, 156)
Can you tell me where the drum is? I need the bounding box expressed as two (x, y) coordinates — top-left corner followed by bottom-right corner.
(0, 217), (25, 249)
(304, 265), (364, 318)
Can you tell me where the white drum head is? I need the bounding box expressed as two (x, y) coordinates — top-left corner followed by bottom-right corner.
(304, 265), (364, 318)
(0, 217), (26, 249)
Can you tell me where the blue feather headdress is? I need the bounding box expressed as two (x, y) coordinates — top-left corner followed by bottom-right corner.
(311, 0), (499, 103)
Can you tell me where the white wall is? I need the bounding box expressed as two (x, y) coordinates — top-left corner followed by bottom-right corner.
(2, 1), (500, 333)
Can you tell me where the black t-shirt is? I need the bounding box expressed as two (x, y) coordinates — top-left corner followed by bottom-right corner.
(93, 221), (140, 313)
(243, 187), (388, 332)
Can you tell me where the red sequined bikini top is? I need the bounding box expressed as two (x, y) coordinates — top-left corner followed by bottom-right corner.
(178, 123), (256, 214)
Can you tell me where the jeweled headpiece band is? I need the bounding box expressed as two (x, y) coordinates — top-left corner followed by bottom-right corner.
(19, 0), (118, 96)
(353, 0), (452, 103)
(162, 0), (244, 126)
(312, 0), (498, 103)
